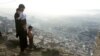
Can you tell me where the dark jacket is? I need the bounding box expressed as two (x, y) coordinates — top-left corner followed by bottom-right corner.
(14, 12), (27, 36)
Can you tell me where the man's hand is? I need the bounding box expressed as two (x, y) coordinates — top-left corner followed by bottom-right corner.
(16, 33), (19, 38)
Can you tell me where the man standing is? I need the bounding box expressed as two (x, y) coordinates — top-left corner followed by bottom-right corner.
(14, 4), (27, 53)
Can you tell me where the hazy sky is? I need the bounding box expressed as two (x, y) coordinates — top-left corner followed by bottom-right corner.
(0, 0), (100, 17)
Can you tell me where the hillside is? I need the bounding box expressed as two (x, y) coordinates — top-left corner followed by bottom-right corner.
(0, 16), (98, 56)
(93, 33), (100, 56)
(0, 32), (77, 56)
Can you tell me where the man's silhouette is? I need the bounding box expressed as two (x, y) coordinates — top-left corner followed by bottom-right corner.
(14, 4), (27, 53)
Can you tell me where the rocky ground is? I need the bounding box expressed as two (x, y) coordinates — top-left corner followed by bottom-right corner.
(0, 33), (75, 56)
(93, 34), (100, 56)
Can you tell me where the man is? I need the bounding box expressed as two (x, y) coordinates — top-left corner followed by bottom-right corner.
(14, 4), (27, 53)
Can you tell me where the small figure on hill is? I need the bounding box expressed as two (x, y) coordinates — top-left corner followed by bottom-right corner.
(28, 25), (36, 50)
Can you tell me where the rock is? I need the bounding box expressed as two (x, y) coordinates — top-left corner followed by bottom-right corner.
(0, 47), (6, 56)
(0, 52), (6, 56)
(93, 35), (100, 56)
